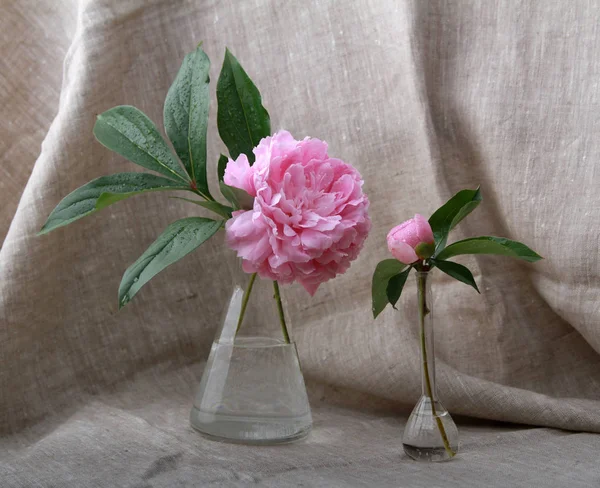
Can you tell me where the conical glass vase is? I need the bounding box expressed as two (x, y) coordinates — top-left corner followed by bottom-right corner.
(190, 252), (312, 444)
(402, 271), (459, 461)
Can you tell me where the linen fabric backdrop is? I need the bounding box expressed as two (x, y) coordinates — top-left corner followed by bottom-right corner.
(1, 0), (599, 486)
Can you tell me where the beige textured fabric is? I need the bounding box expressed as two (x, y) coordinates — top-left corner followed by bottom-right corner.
(2, 0), (600, 485)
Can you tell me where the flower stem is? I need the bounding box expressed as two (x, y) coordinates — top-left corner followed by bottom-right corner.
(417, 272), (455, 458)
(190, 186), (215, 202)
(235, 272), (257, 336)
(273, 281), (291, 344)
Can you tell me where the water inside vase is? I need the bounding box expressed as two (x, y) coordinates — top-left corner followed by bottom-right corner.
(190, 336), (312, 444)
(402, 396), (459, 462)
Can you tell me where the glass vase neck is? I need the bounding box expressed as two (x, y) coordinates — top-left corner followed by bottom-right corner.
(415, 271), (436, 399)
(217, 252), (292, 345)
(403, 269), (459, 460)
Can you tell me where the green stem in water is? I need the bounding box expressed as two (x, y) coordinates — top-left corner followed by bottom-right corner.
(417, 272), (455, 458)
(273, 281), (291, 344)
(235, 272), (257, 336)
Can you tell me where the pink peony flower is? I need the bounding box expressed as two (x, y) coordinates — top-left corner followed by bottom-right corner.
(224, 130), (371, 295)
(387, 214), (435, 265)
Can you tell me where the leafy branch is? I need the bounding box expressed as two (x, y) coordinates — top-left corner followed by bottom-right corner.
(372, 188), (542, 318)
(40, 45), (270, 307)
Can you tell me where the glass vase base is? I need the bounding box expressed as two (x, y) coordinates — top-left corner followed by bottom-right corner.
(402, 396), (459, 462)
(190, 408), (312, 445)
(403, 444), (455, 462)
(190, 336), (312, 445)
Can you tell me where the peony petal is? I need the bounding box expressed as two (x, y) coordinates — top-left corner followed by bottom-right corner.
(300, 229), (333, 251)
(226, 210), (255, 238)
(388, 240), (419, 265)
(299, 280), (320, 296)
(331, 174), (355, 198)
(282, 163), (306, 199)
(414, 213), (435, 244)
(224, 154), (256, 196)
(242, 259), (258, 274)
(283, 224), (296, 237)
(312, 193), (336, 216)
(298, 137), (328, 162)
(312, 215), (341, 232)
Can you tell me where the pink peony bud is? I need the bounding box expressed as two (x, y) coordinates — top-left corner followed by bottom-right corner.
(387, 214), (435, 264)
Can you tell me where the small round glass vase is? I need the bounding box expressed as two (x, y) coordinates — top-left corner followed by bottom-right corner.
(402, 271), (459, 461)
(190, 255), (312, 444)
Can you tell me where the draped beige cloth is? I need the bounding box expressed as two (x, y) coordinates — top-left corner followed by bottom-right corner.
(2, 0), (600, 486)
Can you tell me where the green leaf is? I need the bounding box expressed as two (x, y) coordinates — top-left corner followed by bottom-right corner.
(429, 187), (482, 251)
(163, 46), (212, 198)
(436, 236), (543, 263)
(219, 182), (254, 211)
(431, 259), (480, 293)
(170, 196), (233, 219)
(217, 48), (270, 163)
(94, 106), (189, 183)
(386, 268), (411, 309)
(218, 154), (228, 182)
(39, 173), (187, 234)
(119, 217), (222, 308)
(372, 259), (408, 319)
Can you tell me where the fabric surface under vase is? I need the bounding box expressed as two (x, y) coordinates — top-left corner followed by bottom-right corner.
(2, 0), (600, 485)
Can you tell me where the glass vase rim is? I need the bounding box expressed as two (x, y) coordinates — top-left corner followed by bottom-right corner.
(414, 269), (433, 276)
(223, 337), (298, 348)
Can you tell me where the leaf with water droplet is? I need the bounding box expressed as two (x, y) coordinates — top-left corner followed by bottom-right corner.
(39, 173), (188, 234)
(164, 45), (212, 197)
(118, 217), (222, 308)
(372, 259), (409, 319)
(94, 105), (189, 183)
(216, 48), (271, 164)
